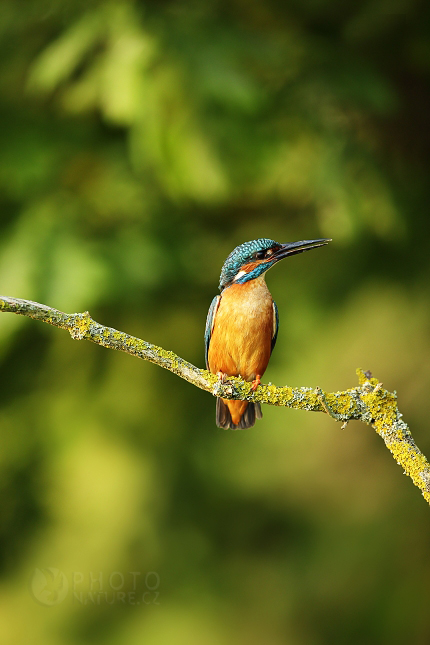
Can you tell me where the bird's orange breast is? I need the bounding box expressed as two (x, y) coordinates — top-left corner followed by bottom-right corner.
(208, 275), (274, 382)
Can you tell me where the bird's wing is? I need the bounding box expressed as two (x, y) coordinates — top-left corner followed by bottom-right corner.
(205, 295), (220, 369)
(271, 300), (279, 353)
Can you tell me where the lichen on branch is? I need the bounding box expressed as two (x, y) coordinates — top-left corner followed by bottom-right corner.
(1, 294), (430, 505)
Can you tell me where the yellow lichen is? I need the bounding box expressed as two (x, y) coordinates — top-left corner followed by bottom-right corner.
(325, 391), (357, 417)
(69, 312), (92, 340)
(388, 440), (430, 502)
(360, 388), (398, 436)
(356, 367), (379, 387)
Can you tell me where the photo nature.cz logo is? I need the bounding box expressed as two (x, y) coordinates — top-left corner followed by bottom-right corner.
(29, 568), (160, 606)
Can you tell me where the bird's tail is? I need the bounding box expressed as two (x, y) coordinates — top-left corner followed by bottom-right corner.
(216, 398), (262, 430)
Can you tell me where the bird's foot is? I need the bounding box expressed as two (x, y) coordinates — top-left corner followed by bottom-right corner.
(217, 371), (227, 383)
(251, 375), (261, 391)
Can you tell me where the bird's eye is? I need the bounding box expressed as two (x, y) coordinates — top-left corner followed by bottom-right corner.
(255, 250), (266, 260)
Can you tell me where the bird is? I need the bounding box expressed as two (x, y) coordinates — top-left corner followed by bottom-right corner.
(205, 237), (331, 429)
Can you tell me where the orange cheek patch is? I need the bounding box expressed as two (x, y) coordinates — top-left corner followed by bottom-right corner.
(240, 259), (267, 273)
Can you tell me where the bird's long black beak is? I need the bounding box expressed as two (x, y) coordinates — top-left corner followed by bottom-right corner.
(272, 238), (331, 261)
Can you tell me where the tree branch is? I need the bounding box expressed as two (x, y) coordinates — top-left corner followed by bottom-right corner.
(1, 295), (430, 506)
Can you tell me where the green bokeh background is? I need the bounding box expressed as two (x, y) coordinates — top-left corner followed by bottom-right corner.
(1, 1), (430, 643)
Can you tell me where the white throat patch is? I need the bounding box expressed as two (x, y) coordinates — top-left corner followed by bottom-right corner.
(234, 270), (247, 282)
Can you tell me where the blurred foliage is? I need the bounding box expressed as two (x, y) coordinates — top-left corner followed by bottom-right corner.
(1, 0), (430, 643)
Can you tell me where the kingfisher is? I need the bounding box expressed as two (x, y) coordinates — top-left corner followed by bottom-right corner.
(205, 237), (331, 429)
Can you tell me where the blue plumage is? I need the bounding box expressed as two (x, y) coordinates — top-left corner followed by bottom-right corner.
(219, 238), (278, 289)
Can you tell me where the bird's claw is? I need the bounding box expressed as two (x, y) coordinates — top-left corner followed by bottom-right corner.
(251, 375), (261, 391)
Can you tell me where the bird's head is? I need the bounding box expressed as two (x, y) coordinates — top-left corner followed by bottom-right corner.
(219, 237), (331, 290)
